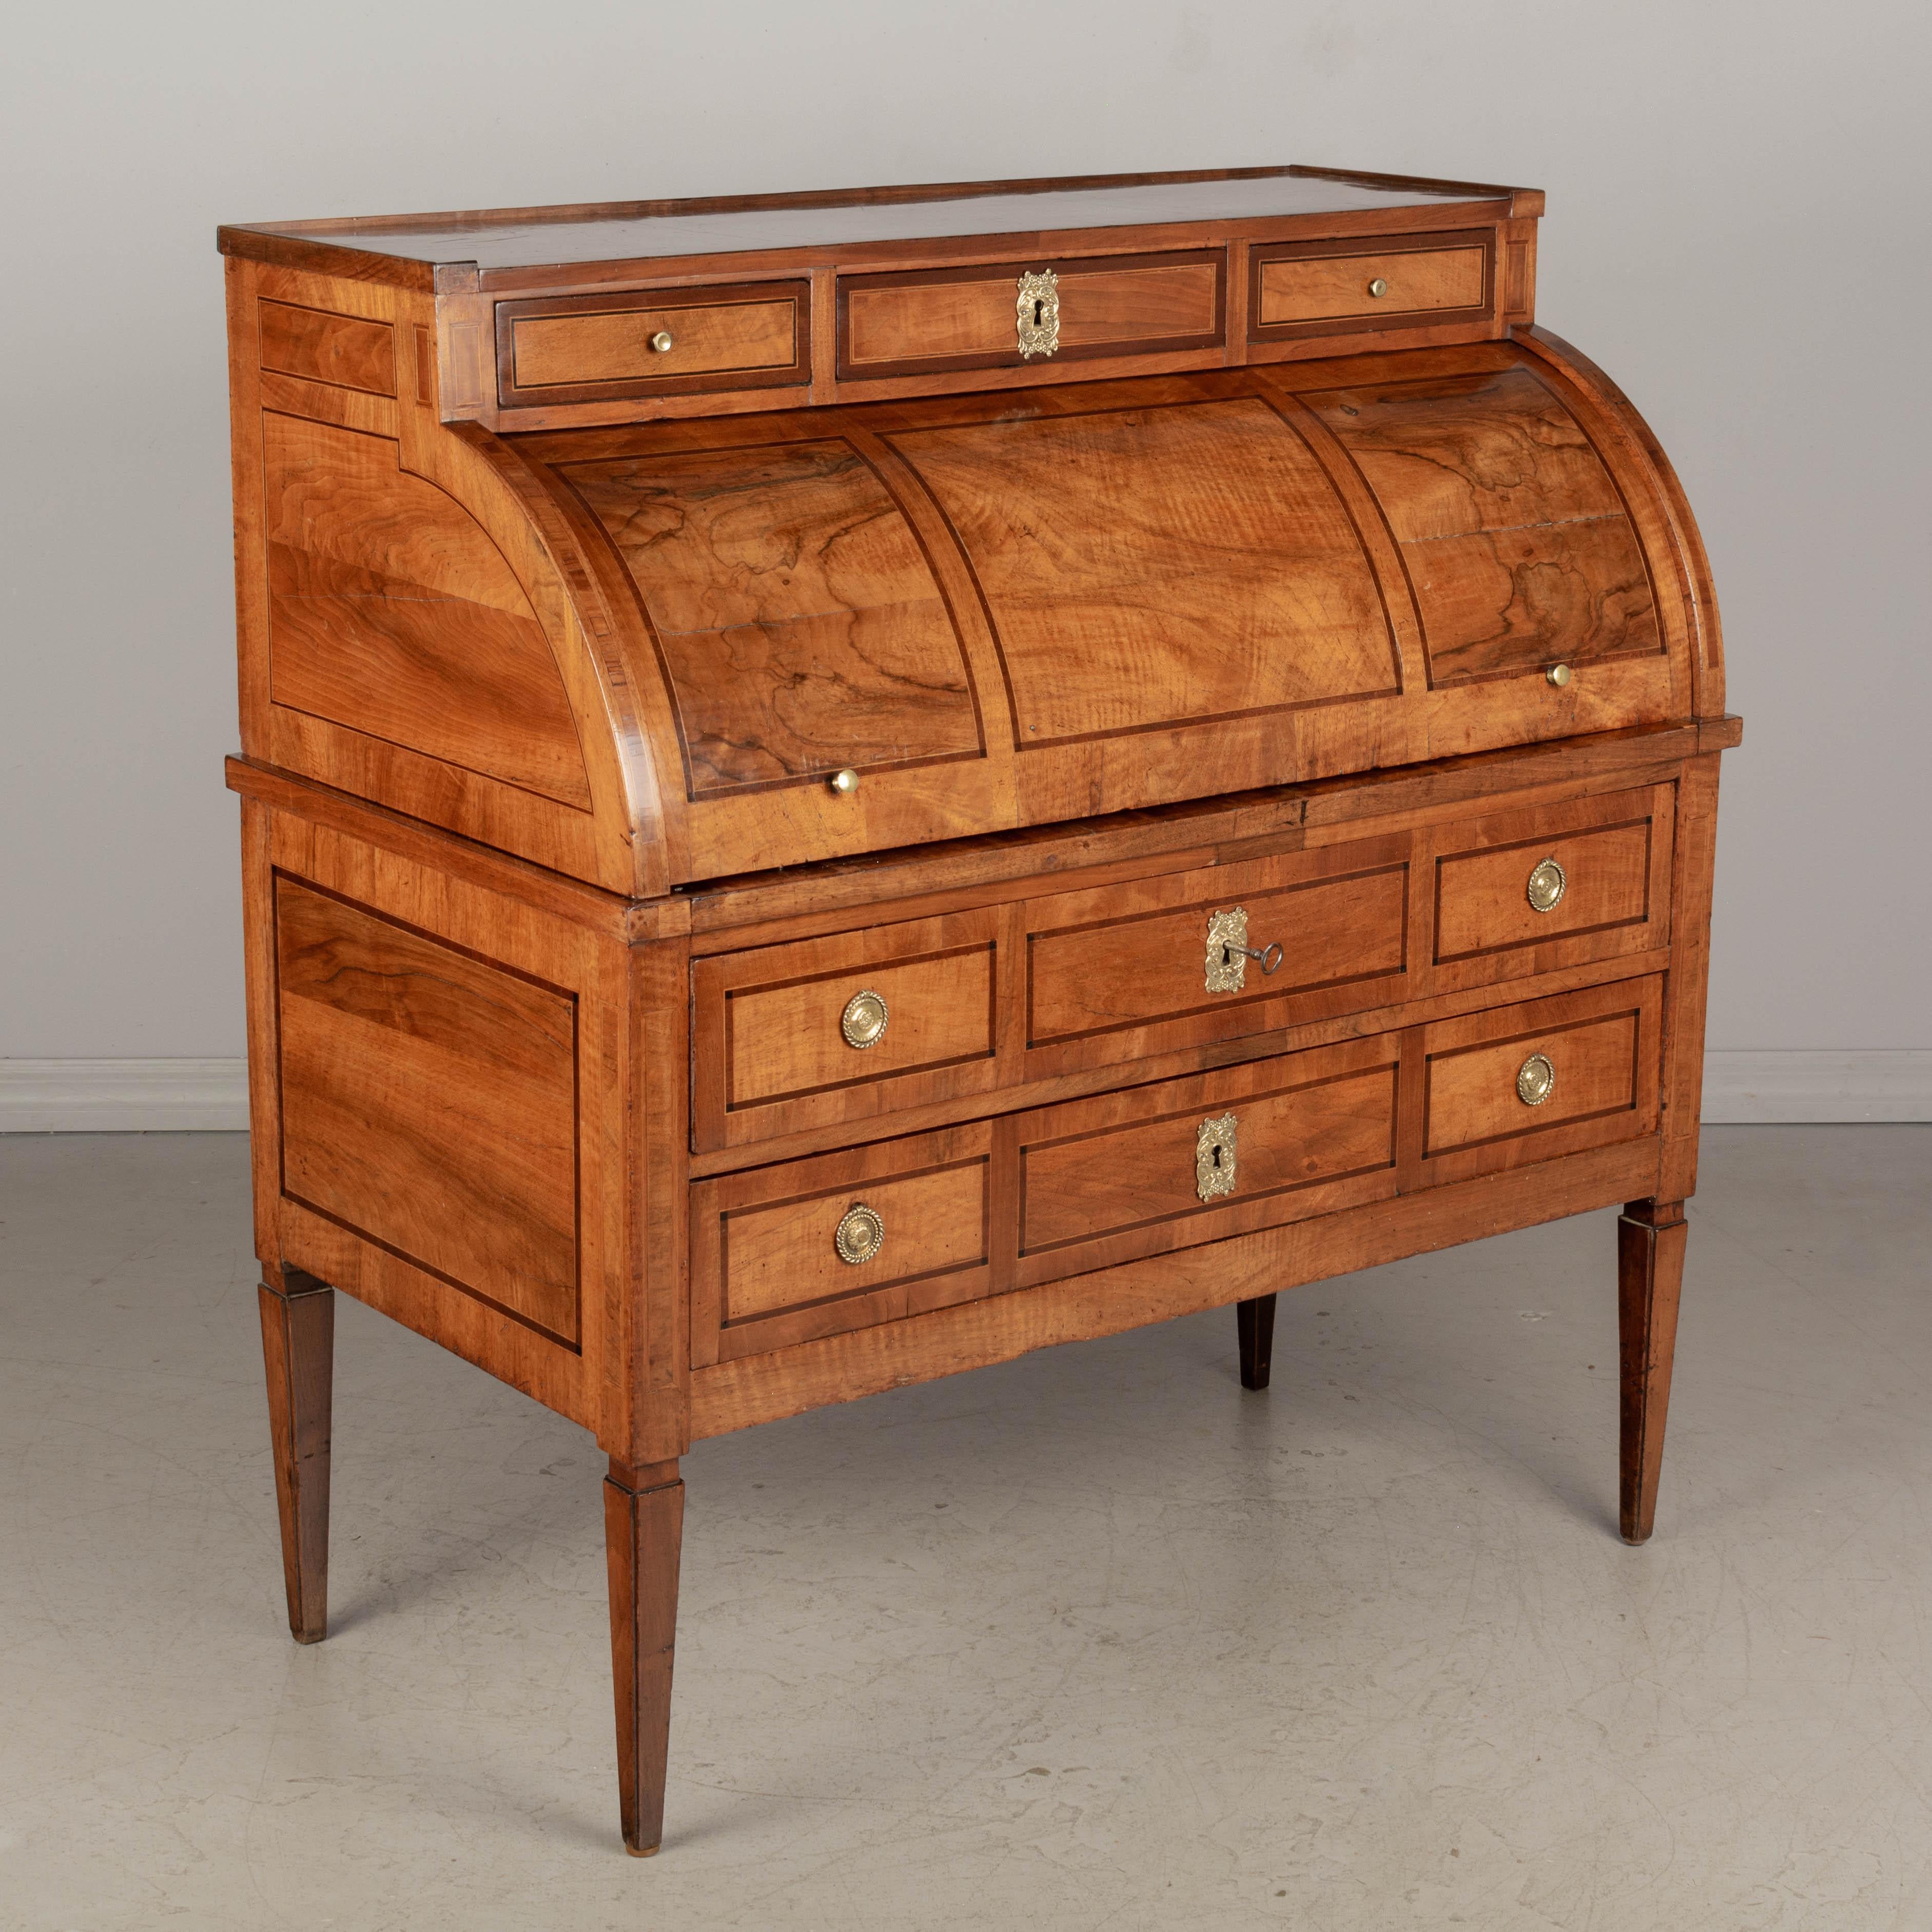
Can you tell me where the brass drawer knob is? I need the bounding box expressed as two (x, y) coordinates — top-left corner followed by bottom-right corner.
(1205, 906), (1283, 993)
(1367, 276), (1389, 298)
(649, 330), (675, 353)
(1196, 1111), (1238, 1202)
(841, 989), (890, 1050)
(829, 767), (860, 795)
(834, 1202), (885, 1265)
(1547, 662), (1572, 688)
(1526, 857), (1567, 914)
(1516, 1052), (1556, 1107)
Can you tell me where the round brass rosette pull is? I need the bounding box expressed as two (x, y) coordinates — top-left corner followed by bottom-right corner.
(1516, 1052), (1556, 1107)
(1526, 858), (1567, 914)
(841, 989), (889, 1050)
(834, 1203), (885, 1265)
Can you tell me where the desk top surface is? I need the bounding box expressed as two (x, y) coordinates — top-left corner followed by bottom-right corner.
(222, 166), (1526, 275)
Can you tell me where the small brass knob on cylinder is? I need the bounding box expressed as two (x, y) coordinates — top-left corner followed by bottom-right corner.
(1547, 662), (1572, 688)
(1367, 277), (1389, 298)
(649, 330), (675, 353)
(829, 767), (859, 795)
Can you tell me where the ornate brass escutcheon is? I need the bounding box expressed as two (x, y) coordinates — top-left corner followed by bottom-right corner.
(841, 988), (890, 1049)
(1196, 1111), (1239, 1202)
(1516, 1052), (1556, 1107)
(1017, 269), (1060, 359)
(1526, 857), (1567, 913)
(834, 1202), (886, 1264)
(1205, 907), (1284, 993)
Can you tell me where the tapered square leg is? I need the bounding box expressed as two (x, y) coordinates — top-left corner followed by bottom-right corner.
(1617, 1199), (1687, 1545)
(258, 1270), (335, 1643)
(1237, 1293), (1277, 1391)
(605, 1457), (684, 1857)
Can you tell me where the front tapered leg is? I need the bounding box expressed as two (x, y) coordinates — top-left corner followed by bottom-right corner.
(258, 1269), (334, 1643)
(1237, 1293), (1277, 1391)
(605, 1457), (684, 1856)
(1618, 1199), (1687, 1544)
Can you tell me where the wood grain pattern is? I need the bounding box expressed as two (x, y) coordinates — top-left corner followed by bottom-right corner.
(559, 438), (981, 793)
(258, 1272), (334, 1644)
(275, 876), (580, 1343)
(259, 300), (396, 395)
(1306, 366), (1661, 685)
(264, 414), (593, 807)
(1617, 1198), (1686, 1544)
(890, 396), (1396, 743)
(1258, 245), (1484, 325)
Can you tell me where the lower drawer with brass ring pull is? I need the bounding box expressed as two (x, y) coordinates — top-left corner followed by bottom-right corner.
(1415, 975), (1664, 1190)
(689, 1121), (994, 1365)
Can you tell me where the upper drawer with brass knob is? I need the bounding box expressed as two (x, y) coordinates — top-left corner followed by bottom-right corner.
(1416, 977), (1664, 1189)
(836, 249), (1225, 381)
(494, 279), (811, 410)
(1428, 784), (1675, 996)
(691, 906), (1001, 1153)
(1248, 230), (1494, 343)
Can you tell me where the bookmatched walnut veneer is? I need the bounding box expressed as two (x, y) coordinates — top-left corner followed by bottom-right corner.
(219, 164), (1738, 1854)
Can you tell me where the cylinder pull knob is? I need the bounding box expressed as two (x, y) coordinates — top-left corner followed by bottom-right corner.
(829, 768), (859, 796)
(649, 330), (675, 353)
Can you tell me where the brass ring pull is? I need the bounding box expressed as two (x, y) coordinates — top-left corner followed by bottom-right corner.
(1526, 858), (1567, 914)
(834, 1202), (885, 1265)
(841, 989), (889, 1050)
(1516, 1053), (1556, 1107)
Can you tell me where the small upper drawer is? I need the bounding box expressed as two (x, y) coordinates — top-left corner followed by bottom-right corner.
(495, 280), (810, 408)
(837, 250), (1224, 380)
(1426, 784), (1673, 996)
(693, 908), (1002, 1153)
(1416, 977), (1663, 1189)
(1250, 230), (1493, 343)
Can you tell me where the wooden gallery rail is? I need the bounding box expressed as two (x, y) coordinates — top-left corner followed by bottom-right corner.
(219, 164), (1739, 1854)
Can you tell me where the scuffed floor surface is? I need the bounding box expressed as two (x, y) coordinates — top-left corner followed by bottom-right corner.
(2, 1127), (1928, 1930)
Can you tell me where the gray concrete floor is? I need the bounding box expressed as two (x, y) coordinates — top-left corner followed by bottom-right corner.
(1, 1128), (1927, 1930)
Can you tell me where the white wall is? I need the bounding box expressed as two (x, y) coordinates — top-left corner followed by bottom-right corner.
(4, 1), (1928, 1117)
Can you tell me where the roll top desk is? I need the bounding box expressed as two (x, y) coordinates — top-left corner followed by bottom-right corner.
(219, 165), (1738, 1854)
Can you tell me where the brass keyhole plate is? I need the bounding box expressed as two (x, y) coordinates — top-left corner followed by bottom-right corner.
(1017, 269), (1060, 359)
(1196, 1111), (1238, 1201)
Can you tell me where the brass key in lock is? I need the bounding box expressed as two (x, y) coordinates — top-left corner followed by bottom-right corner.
(1204, 906), (1284, 992)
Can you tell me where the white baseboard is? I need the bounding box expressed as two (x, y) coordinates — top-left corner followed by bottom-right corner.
(1700, 1050), (1932, 1124)
(3, 1051), (1928, 1134)
(0, 1059), (251, 1132)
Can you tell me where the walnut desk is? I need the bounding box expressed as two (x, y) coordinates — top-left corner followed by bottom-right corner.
(218, 165), (1738, 1854)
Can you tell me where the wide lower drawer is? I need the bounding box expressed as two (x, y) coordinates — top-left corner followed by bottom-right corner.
(1012, 1034), (1400, 1289)
(1414, 977), (1663, 1188)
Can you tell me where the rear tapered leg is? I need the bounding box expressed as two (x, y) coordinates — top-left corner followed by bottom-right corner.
(1237, 1294), (1277, 1391)
(605, 1457), (684, 1856)
(258, 1269), (335, 1643)
(1618, 1200), (1687, 1544)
